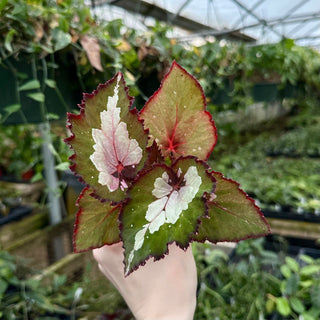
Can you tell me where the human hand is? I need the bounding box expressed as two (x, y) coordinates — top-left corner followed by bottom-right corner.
(93, 242), (197, 320)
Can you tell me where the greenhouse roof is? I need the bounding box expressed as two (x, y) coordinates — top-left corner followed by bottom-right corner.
(92, 0), (320, 48)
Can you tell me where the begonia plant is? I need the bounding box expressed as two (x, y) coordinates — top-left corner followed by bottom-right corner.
(66, 61), (270, 275)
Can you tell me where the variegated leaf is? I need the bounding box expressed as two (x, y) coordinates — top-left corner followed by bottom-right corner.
(140, 61), (217, 161)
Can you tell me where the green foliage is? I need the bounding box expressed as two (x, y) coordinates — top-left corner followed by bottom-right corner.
(214, 144), (320, 214)
(211, 97), (320, 214)
(2, 0), (320, 121)
(267, 254), (320, 319)
(0, 250), (130, 319)
(194, 239), (320, 320)
(194, 239), (281, 320)
(0, 123), (71, 181)
(263, 124), (320, 158)
(0, 251), (73, 319)
(0, 124), (42, 180)
(0, 0), (92, 56)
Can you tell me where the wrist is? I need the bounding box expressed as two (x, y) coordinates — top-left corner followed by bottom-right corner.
(134, 297), (196, 320)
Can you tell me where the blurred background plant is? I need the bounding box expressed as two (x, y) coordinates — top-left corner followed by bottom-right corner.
(0, 124), (42, 182)
(194, 239), (320, 320)
(0, 250), (128, 319)
(1, 239), (319, 320)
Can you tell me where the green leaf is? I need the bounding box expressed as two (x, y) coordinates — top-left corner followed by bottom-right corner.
(55, 162), (70, 171)
(19, 80), (41, 91)
(46, 113), (59, 120)
(59, 16), (70, 33)
(4, 29), (16, 52)
(45, 79), (56, 88)
(4, 104), (21, 114)
(300, 255), (315, 264)
(30, 172), (43, 183)
(301, 311), (317, 320)
(66, 73), (148, 202)
(266, 299), (275, 314)
(0, 278), (8, 296)
(284, 38), (295, 50)
(121, 157), (214, 275)
(0, 0), (8, 12)
(289, 297), (305, 314)
(280, 265), (292, 279)
(25, 290), (68, 314)
(73, 187), (121, 252)
(193, 171), (270, 243)
(276, 297), (291, 316)
(300, 265), (320, 276)
(16, 72), (28, 80)
(311, 284), (320, 308)
(285, 256), (299, 272)
(53, 274), (66, 290)
(52, 28), (72, 51)
(284, 274), (299, 295)
(300, 280), (314, 288)
(27, 92), (45, 102)
(38, 44), (54, 54)
(140, 61), (217, 161)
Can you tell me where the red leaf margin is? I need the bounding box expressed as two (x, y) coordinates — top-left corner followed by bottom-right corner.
(73, 187), (122, 253)
(139, 61), (218, 161)
(193, 170), (271, 244)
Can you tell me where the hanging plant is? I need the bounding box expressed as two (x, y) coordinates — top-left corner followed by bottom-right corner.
(66, 61), (270, 275)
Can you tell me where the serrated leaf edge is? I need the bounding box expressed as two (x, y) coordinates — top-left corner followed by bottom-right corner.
(194, 170), (271, 244)
(65, 72), (146, 204)
(73, 187), (122, 253)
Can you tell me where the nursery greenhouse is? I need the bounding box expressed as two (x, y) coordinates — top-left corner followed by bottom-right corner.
(0, 0), (319, 319)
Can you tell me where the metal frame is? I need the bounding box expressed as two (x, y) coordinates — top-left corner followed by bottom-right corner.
(92, 0), (320, 47)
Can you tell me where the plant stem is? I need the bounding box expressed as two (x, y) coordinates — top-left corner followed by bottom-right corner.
(0, 48), (28, 123)
(31, 55), (47, 122)
(49, 54), (72, 112)
(72, 46), (86, 92)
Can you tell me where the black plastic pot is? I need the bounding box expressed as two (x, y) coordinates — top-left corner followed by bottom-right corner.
(263, 209), (320, 223)
(61, 170), (84, 195)
(265, 234), (320, 258)
(0, 205), (32, 226)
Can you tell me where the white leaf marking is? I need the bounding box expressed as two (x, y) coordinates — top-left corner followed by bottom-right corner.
(90, 74), (142, 192)
(152, 172), (172, 198)
(145, 197), (168, 223)
(126, 166), (202, 274)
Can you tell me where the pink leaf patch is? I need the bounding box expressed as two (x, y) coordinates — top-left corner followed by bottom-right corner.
(66, 72), (148, 202)
(140, 61), (217, 161)
(90, 75), (142, 192)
